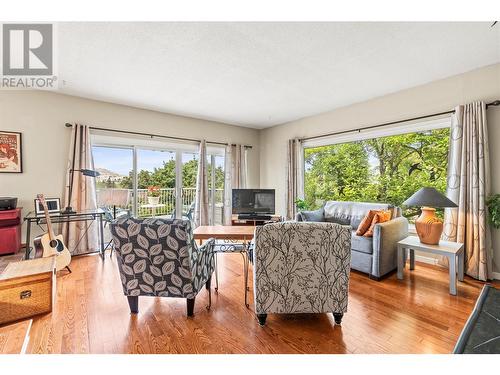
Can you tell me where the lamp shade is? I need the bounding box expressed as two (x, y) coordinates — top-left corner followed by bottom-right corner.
(402, 187), (457, 208)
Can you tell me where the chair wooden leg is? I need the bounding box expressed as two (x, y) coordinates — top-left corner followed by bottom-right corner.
(257, 314), (267, 326)
(127, 296), (139, 314)
(187, 297), (195, 317)
(206, 276), (212, 310)
(333, 313), (343, 325)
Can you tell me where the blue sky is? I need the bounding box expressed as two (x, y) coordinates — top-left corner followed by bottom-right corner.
(92, 147), (223, 175)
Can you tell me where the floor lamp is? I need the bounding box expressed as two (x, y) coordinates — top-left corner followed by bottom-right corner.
(62, 169), (100, 215)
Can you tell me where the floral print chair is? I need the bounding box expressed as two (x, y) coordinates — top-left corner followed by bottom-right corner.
(110, 217), (215, 317)
(253, 221), (351, 326)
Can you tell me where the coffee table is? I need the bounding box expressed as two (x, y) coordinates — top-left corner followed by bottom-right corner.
(397, 236), (464, 295)
(194, 225), (255, 307)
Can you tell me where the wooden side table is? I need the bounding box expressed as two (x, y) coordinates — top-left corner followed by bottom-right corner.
(397, 236), (464, 295)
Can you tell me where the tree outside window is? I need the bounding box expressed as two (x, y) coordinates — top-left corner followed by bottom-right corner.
(304, 128), (450, 221)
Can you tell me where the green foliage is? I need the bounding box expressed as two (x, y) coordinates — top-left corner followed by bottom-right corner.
(486, 194), (500, 229)
(117, 158), (224, 190)
(304, 128), (450, 221)
(295, 199), (309, 211)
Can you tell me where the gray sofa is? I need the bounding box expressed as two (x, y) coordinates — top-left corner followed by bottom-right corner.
(296, 201), (409, 280)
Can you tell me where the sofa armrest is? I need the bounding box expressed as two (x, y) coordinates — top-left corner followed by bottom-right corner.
(295, 208), (324, 222)
(372, 217), (409, 278)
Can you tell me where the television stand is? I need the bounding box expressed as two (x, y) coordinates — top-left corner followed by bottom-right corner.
(231, 214), (282, 226)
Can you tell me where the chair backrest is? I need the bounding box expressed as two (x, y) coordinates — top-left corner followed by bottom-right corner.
(253, 221), (351, 314)
(110, 217), (197, 298)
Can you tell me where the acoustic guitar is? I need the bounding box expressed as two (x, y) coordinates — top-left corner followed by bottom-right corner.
(33, 194), (72, 272)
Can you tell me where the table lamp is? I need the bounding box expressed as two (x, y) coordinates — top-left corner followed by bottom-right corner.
(62, 169), (100, 215)
(402, 187), (457, 245)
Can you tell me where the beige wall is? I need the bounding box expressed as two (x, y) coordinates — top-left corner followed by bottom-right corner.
(2, 64), (500, 274)
(259, 63), (500, 274)
(0, 90), (260, 239)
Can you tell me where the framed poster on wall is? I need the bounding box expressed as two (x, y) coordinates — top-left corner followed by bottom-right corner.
(0, 131), (23, 173)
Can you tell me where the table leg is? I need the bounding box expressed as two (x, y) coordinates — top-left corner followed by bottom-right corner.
(458, 250), (464, 282)
(24, 220), (31, 260)
(409, 249), (415, 270)
(99, 215), (105, 260)
(397, 246), (404, 280)
(243, 247), (250, 308)
(449, 255), (457, 295)
(214, 252), (219, 293)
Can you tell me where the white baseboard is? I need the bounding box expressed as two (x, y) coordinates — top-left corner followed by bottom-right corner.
(415, 255), (500, 280)
(414, 254), (439, 266)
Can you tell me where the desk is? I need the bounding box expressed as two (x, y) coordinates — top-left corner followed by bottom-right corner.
(24, 209), (106, 260)
(194, 225), (255, 307)
(397, 236), (464, 295)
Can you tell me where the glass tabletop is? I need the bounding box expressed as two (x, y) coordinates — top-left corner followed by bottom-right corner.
(24, 208), (105, 220)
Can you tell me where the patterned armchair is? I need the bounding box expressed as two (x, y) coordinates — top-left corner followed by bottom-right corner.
(110, 217), (215, 317)
(253, 221), (351, 326)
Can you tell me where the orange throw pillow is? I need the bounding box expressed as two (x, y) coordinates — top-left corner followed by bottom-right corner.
(356, 210), (377, 236)
(363, 210), (392, 237)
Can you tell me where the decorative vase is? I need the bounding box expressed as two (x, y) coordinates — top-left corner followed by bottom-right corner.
(148, 196), (160, 205)
(415, 207), (443, 245)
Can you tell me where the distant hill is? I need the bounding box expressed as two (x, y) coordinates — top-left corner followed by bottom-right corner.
(96, 168), (125, 178)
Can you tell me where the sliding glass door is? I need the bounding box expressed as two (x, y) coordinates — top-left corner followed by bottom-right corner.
(181, 152), (199, 220)
(136, 148), (176, 217)
(208, 154), (225, 225)
(93, 145), (134, 216)
(92, 143), (225, 222)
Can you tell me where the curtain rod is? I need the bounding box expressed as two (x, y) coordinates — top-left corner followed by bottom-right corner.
(300, 100), (500, 142)
(64, 123), (253, 149)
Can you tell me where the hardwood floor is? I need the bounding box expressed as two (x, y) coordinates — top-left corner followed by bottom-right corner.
(0, 320), (32, 354)
(21, 251), (492, 354)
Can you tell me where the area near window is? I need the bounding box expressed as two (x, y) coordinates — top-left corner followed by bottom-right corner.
(302, 117), (451, 223)
(91, 132), (225, 225)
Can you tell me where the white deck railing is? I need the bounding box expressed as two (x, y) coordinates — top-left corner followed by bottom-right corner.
(97, 187), (224, 220)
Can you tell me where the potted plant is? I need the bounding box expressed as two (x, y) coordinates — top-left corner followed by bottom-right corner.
(295, 198), (309, 211)
(486, 194), (500, 229)
(147, 186), (161, 205)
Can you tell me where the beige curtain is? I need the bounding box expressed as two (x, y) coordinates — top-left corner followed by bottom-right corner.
(194, 140), (209, 227)
(63, 124), (99, 255)
(442, 102), (493, 281)
(223, 144), (248, 225)
(286, 138), (304, 220)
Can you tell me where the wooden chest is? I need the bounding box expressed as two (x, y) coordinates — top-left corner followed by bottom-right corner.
(0, 256), (56, 325)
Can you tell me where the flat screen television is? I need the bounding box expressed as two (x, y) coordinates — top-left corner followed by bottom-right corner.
(232, 189), (275, 215)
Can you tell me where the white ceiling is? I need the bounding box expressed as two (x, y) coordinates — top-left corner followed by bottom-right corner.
(57, 22), (500, 128)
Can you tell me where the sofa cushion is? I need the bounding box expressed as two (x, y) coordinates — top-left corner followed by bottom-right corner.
(349, 203), (393, 230)
(298, 208), (324, 222)
(323, 201), (354, 225)
(351, 231), (374, 254)
(364, 209), (392, 237)
(356, 210), (377, 236)
(324, 201), (393, 230)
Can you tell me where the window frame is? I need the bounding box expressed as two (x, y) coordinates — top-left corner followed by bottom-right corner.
(301, 116), (452, 232)
(91, 133), (226, 221)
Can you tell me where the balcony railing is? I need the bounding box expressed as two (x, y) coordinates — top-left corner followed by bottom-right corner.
(96, 187), (224, 222)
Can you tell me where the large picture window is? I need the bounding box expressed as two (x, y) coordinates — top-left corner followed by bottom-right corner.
(304, 124), (450, 221)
